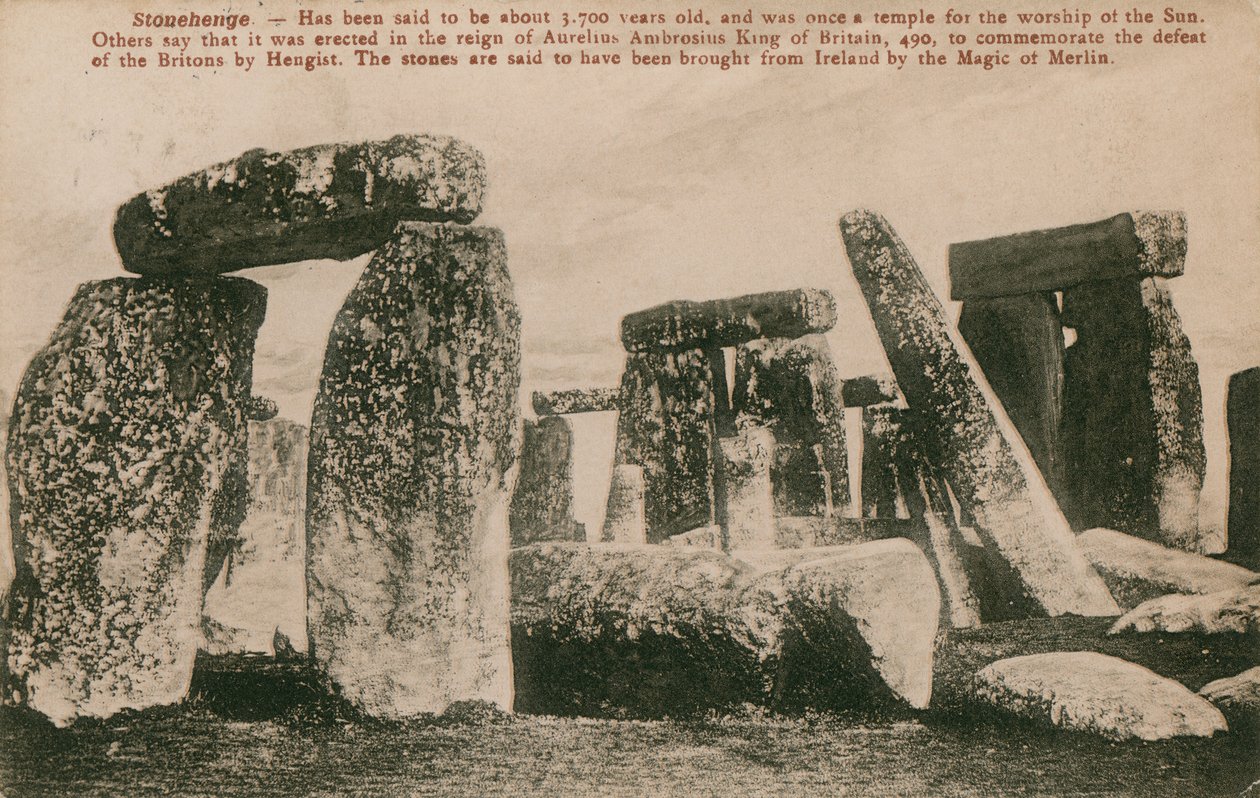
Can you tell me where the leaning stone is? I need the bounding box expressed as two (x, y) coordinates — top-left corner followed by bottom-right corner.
(972, 651), (1226, 740)
(717, 427), (777, 550)
(509, 417), (584, 546)
(620, 289), (837, 354)
(839, 209), (1118, 617)
(613, 350), (716, 541)
(1079, 527), (1258, 610)
(3, 277), (266, 726)
(841, 373), (901, 407)
(949, 211), (1186, 300)
(306, 221), (520, 718)
(1108, 584), (1260, 636)
(1228, 367), (1260, 566)
(202, 417), (310, 656)
(1199, 666), (1260, 715)
(532, 387), (621, 416)
(957, 293), (1066, 499)
(732, 335), (849, 517)
(601, 465), (647, 545)
(114, 135), (486, 276)
(1061, 277), (1206, 550)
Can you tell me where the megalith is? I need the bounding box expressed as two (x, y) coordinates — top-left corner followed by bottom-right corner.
(509, 416), (584, 545)
(1227, 367), (1260, 565)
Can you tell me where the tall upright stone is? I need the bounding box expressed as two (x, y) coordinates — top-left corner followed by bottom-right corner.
(509, 416), (584, 546)
(732, 335), (849, 517)
(957, 293), (1066, 499)
(601, 465), (648, 545)
(613, 350), (717, 542)
(306, 221), (520, 717)
(1226, 367), (1260, 565)
(717, 427), (776, 550)
(839, 209), (1118, 618)
(202, 417), (309, 655)
(860, 405), (911, 520)
(4, 277), (266, 725)
(1061, 277), (1206, 550)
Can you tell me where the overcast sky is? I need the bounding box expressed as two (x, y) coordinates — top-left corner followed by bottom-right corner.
(2, 0), (1257, 538)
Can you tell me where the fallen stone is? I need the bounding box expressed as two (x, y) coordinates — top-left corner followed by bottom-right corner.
(732, 335), (849, 517)
(1228, 367), (1260, 566)
(840, 373), (901, 408)
(532, 387), (621, 416)
(839, 209), (1118, 618)
(1080, 527), (1258, 610)
(601, 464), (647, 545)
(1062, 276), (1206, 550)
(972, 651), (1227, 740)
(717, 427), (776, 550)
(949, 211), (1186, 300)
(509, 417), (584, 546)
(620, 289), (837, 354)
(661, 525), (723, 549)
(3, 277), (266, 726)
(957, 293), (1066, 499)
(1109, 583), (1260, 636)
(1199, 666), (1260, 715)
(114, 135), (486, 276)
(613, 350), (717, 541)
(202, 417), (310, 656)
(306, 221), (520, 718)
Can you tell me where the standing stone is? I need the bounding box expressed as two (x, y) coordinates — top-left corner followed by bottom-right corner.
(601, 465), (647, 545)
(717, 427), (777, 550)
(509, 417), (584, 546)
(861, 405), (911, 520)
(306, 221), (520, 718)
(1227, 367), (1260, 565)
(114, 135), (486, 276)
(1061, 277), (1206, 550)
(202, 417), (309, 655)
(957, 293), (1066, 499)
(732, 335), (850, 517)
(839, 209), (1118, 617)
(613, 350), (716, 542)
(3, 277), (265, 726)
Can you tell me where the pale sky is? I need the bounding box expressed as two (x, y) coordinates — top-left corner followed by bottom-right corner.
(2, 0), (1257, 539)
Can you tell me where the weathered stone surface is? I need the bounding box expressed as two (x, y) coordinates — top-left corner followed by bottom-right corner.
(601, 464), (647, 545)
(732, 335), (849, 517)
(1062, 277), (1206, 549)
(957, 293), (1066, 499)
(1199, 666), (1260, 715)
(245, 395), (279, 421)
(839, 209), (1118, 618)
(306, 221), (520, 718)
(1, 388), (11, 608)
(613, 350), (716, 542)
(1080, 527), (1258, 610)
(717, 427), (776, 550)
(620, 289), (837, 354)
(973, 651), (1227, 740)
(1228, 367), (1260, 565)
(841, 373), (900, 408)
(531, 387), (621, 416)
(860, 405), (912, 520)
(509, 417), (583, 546)
(1109, 584), (1260, 636)
(661, 525), (722, 549)
(115, 135), (486, 276)
(202, 418), (309, 656)
(3, 277), (266, 726)
(949, 211), (1187, 300)
(509, 539), (938, 716)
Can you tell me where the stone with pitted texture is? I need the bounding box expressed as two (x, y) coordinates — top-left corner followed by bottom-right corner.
(620, 289), (837, 354)
(509, 417), (584, 546)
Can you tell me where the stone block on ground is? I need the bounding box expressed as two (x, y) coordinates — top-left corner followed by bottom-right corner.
(1108, 584), (1260, 636)
(601, 464), (647, 545)
(1079, 527), (1258, 610)
(948, 211), (1187, 300)
(661, 525), (722, 549)
(531, 387), (621, 416)
(1061, 276), (1206, 550)
(1199, 666), (1260, 716)
(202, 417), (310, 656)
(3, 277), (266, 726)
(509, 417), (584, 546)
(306, 221), (520, 718)
(115, 135), (486, 276)
(717, 426), (776, 550)
(620, 289), (837, 353)
(1228, 367), (1260, 565)
(972, 651), (1227, 740)
(839, 209), (1118, 618)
